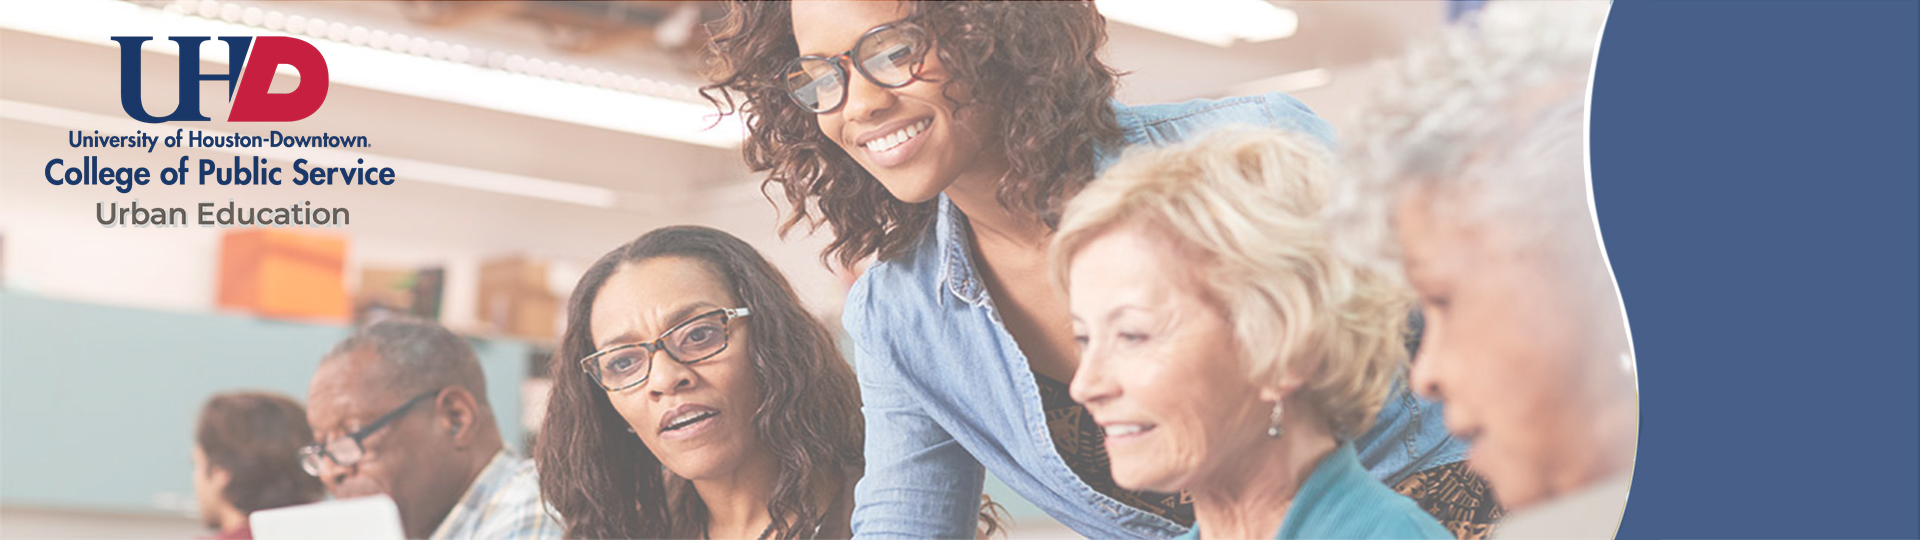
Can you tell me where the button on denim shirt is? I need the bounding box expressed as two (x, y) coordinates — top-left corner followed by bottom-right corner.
(845, 94), (1469, 539)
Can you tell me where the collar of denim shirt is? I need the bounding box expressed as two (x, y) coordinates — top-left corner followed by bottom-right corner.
(933, 194), (992, 309)
(928, 101), (1143, 311)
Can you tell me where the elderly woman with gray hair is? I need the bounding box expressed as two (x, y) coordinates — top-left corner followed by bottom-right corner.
(1335, 2), (1636, 538)
(1049, 128), (1451, 540)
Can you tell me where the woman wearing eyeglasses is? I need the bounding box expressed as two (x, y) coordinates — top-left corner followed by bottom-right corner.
(534, 226), (863, 539)
(704, 2), (1495, 539)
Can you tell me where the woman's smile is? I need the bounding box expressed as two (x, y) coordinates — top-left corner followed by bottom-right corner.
(855, 117), (934, 167)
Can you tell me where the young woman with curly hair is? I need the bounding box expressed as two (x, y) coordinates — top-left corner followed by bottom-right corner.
(704, 2), (1492, 537)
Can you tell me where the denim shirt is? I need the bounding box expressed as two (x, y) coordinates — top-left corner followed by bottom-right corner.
(845, 94), (1468, 539)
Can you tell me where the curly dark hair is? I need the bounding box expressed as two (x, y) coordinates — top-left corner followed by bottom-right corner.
(534, 226), (863, 539)
(195, 391), (326, 515)
(704, 0), (1124, 269)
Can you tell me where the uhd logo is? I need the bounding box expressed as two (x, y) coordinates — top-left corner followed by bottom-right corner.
(113, 36), (330, 123)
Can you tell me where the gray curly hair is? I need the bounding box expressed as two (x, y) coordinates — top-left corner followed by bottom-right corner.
(1332, 1), (1611, 278)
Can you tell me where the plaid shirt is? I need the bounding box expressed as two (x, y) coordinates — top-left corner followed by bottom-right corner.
(427, 450), (562, 540)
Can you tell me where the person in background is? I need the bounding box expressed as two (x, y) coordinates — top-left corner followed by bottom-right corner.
(536, 226), (865, 539)
(303, 318), (561, 539)
(1335, 2), (1635, 538)
(703, 1), (1491, 537)
(192, 391), (326, 540)
(1051, 129), (1449, 539)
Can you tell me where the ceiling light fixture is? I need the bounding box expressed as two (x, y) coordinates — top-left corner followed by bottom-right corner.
(1232, 67), (1334, 95)
(1095, 0), (1298, 47)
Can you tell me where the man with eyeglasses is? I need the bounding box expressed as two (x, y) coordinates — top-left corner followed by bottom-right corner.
(304, 318), (559, 539)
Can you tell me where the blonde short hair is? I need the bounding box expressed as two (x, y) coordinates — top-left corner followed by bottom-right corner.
(1051, 129), (1413, 438)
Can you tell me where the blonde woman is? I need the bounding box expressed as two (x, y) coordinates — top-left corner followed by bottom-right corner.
(1050, 129), (1450, 539)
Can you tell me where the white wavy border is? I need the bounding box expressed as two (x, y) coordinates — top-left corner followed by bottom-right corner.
(1583, 3), (1640, 538)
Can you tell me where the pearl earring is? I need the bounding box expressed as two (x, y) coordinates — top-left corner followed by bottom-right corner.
(1266, 400), (1284, 439)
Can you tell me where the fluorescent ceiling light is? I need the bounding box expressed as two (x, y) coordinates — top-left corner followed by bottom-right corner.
(1096, 0), (1297, 47)
(0, 0), (743, 149)
(1233, 68), (1333, 94)
(1, 99), (620, 209)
